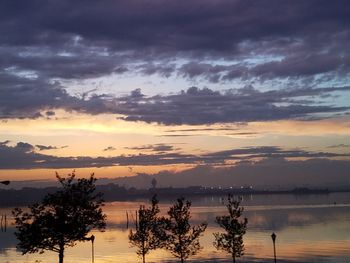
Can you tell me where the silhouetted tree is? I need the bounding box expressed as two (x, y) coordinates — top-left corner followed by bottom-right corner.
(165, 197), (207, 263)
(129, 195), (166, 263)
(213, 195), (248, 263)
(13, 172), (106, 263)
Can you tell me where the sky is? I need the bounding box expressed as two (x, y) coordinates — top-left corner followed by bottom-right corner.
(0, 0), (350, 188)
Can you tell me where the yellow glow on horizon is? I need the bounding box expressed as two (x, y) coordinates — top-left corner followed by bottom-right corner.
(1, 111), (350, 181)
(0, 110), (161, 136)
(248, 117), (350, 136)
(2, 111), (348, 138)
(0, 164), (194, 181)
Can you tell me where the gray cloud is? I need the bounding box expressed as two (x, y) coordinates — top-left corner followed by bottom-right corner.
(35, 145), (67, 151)
(178, 49), (350, 82)
(16, 142), (35, 152)
(0, 0), (350, 86)
(0, 73), (67, 119)
(165, 127), (237, 133)
(202, 146), (346, 163)
(0, 140), (10, 146)
(1, 82), (349, 125)
(125, 143), (177, 153)
(114, 86), (350, 125)
(103, 146), (117, 152)
(0, 70), (117, 119)
(1, 1), (350, 123)
(327, 144), (350, 149)
(163, 127), (257, 137)
(2, 0), (349, 53)
(1, 142), (349, 170)
(158, 134), (200, 138)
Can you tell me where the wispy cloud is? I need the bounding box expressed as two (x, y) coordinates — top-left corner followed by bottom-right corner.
(327, 144), (350, 148)
(125, 143), (177, 152)
(103, 146), (117, 152)
(36, 145), (68, 151)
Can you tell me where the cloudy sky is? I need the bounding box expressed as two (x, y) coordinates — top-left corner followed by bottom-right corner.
(1, 0), (350, 187)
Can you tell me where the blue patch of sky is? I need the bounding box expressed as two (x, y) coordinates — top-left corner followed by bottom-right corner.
(61, 51), (350, 100)
(4, 66), (38, 80)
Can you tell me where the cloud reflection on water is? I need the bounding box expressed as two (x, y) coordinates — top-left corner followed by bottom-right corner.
(1, 193), (350, 262)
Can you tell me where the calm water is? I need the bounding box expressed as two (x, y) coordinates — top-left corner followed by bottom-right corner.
(1, 193), (350, 262)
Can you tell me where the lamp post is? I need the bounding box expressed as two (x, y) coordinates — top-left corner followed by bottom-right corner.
(91, 234), (95, 263)
(271, 232), (277, 263)
(86, 234), (95, 263)
(84, 234), (95, 263)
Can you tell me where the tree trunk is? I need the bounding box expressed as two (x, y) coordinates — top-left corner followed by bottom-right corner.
(59, 243), (64, 263)
(231, 251), (235, 263)
(179, 236), (184, 263)
(232, 240), (235, 263)
(142, 239), (146, 263)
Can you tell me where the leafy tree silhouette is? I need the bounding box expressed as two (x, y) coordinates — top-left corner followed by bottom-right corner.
(165, 197), (207, 263)
(129, 195), (166, 263)
(12, 172), (106, 263)
(213, 195), (248, 263)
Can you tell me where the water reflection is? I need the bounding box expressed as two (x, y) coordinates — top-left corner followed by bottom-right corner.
(1, 193), (350, 262)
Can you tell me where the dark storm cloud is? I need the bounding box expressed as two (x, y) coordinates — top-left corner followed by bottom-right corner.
(0, 66), (126, 119)
(0, 72), (113, 119)
(1, 0), (350, 122)
(137, 63), (176, 78)
(1, 75), (349, 124)
(179, 63), (230, 83)
(0, 142), (194, 169)
(0, 73), (65, 119)
(1, 0), (350, 82)
(1, 142), (349, 170)
(114, 86), (350, 125)
(179, 49), (350, 82)
(2, 0), (350, 51)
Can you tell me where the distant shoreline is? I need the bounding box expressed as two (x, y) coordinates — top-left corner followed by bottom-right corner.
(1, 184), (348, 207)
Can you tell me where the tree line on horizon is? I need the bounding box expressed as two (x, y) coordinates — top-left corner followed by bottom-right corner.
(12, 173), (248, 263)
